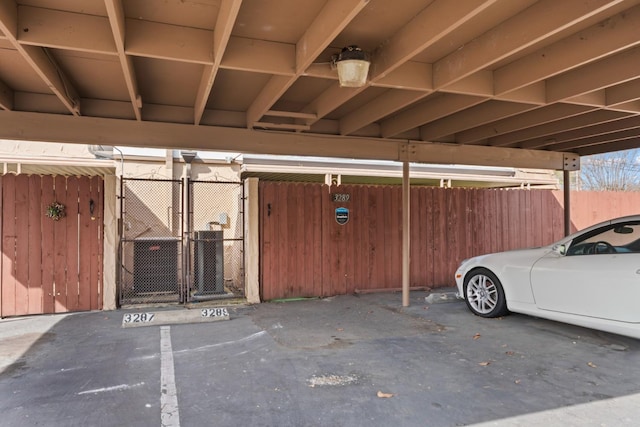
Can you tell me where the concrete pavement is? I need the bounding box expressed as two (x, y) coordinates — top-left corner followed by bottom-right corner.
(1, 290), (639, 426)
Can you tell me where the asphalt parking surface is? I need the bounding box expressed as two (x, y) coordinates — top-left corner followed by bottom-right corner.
(1, 290), (640, 427)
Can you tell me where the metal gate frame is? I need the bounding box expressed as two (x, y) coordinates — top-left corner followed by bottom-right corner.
(119, 178), (184, 305)
(118, 177), (245, 306)
(185, 180), (245, 303)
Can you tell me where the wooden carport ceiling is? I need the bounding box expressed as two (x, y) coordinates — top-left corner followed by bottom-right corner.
(1, 0), (640, 170)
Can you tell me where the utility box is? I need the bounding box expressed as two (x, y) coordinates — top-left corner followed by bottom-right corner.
(133, 237), (180, 294)
(193, 230), (225, 294)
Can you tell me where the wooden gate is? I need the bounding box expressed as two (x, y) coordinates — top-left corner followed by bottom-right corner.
(1, 174), (103, 317)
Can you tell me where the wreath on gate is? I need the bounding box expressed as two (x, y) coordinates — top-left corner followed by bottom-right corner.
(45, 201), (66, 221)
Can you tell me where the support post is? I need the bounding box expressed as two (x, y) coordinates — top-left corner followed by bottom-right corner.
(402, 161), (410, 307)
(563, 170), (571, 236)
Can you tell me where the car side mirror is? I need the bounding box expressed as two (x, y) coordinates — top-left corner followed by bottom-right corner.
(553, 244), (567, 255)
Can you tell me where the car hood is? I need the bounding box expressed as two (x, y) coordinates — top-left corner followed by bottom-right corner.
(461, 245), (554, 270)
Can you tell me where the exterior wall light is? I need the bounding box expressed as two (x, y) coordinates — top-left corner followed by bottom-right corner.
(331, 46), (370, 88)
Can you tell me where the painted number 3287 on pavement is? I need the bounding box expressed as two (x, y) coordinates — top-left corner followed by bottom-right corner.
(123, 313), (155, 323)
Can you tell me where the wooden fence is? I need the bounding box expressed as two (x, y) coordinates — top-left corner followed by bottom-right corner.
(1, 174), (103, 317)
(260, 182), (640, 300)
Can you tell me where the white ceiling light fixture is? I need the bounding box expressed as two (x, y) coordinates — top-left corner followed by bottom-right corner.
(331, 46), (370, 88)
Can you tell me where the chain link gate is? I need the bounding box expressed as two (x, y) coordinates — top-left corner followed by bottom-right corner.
(187, 180), (245, 302)
(118, 177), (244, 306)
(119, 178), (183, 305)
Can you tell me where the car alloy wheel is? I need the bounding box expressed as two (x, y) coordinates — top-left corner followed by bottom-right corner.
(463, 268), (508, 318)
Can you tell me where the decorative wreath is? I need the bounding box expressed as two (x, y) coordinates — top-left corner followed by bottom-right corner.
(45, 201), (66, 221)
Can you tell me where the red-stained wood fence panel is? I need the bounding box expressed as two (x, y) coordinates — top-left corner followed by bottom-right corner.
(41, 175), (55, 314)
(89, 176), (103, 310)
(27, 175), (43, 315)
(53, 175), (68, 313)
(15, 175), (30, 316)
(555, 190), (640, 232)
(1, 175), (17, 316)
(259, 183), (640, 300)
(0, 175), (103, 317)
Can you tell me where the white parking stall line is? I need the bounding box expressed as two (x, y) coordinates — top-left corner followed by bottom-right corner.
(160, 326), (180, 427)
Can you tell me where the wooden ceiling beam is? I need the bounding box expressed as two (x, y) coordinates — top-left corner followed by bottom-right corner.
(125, 19), (212, 64)
(420, 101), (538, 141)
(339, 90), (427, 136)
(220, 37), (295, 75)
(456, 103), (595, 144)
(544, 127), (640, 152)
(305, 0), (497, 134)
(0, 3), (80, 115)
(19, 45), (81, 115)
(0, 79), (14, 110)
(575, 137), (640, 156)
(194, 0), (242, 125)
(608, 101), (640, 114)
(434, 0), (626, 89)
(373, 62), (433, 91)
(495, 4), (640, 95)
(18, 5), (116, 54)
(606, 78), (640, 106)
(381, 94), (487, 138)
(440, 71), (493, 97)
(104, 0), (141, 121)
(490, 109), (630, 147)
(520, 115), (640, 149)
(0, 0), (17, 38)
(494, 82), (546, 105)
(547, 46), (640, 102)
(564, 91), (607, 108)
(371, 0), (498, 81)
(245, 0), (369, 128)
(0, 110), (575, 171)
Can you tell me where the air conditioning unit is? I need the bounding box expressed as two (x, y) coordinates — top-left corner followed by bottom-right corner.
(193, 230), (224, 294)
(133, 237), (180, 294)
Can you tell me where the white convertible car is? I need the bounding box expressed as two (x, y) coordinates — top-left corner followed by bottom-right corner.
(455, 215), (640, 339)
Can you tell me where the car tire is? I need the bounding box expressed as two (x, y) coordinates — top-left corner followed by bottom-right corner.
(463, 268), (509, 318)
